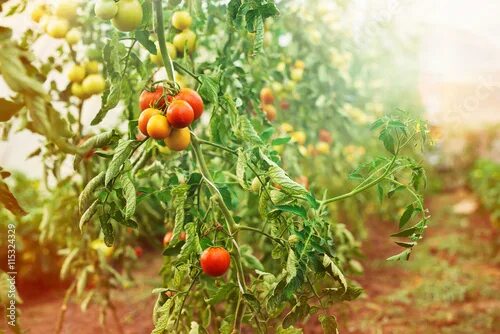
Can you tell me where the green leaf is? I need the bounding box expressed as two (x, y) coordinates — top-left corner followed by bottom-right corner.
(79, 199), (99, 230)
(240, 245), (264, 271)
(199, 74), (219, 104)
(286, 249), (298, 283)
(267, 166), (308, 196)
(105, 140), (138, 185)
(253, 14), (264, 54)
(78, 131), (117, 153)
(323, 285), (363, 303)
(319, 315), (339, 334)
(207, 283), (238, 305)
(283, 302), (310, 329)
(386, 248), (412, 261)
(243, 293), (260, 311)
(274, 204), (307, 219)
(120, 174), (136, 219)
(236, 149), (247, 189)
(399, 203), (414, 228)
(170, 184), (189, 246)
(379, 128), (395, 154)
(79, 171), (105, 214)
(323, 255), (347, 291)
(135, 30), (157, 54)
(259, 3), (280, 18)
(0, 179), (26, 216)
(92, 84), (120, 125)
(236, 116), (262, 144)
(390, 225), (418, 238)
(272, 136), (291, 146)
(100, 215), (114, 247)
(0, 98), (23, 122)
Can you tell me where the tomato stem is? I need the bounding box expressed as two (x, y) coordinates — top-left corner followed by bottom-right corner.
(153, 0), (176, 83)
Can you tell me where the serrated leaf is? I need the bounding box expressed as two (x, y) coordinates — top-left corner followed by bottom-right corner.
(283, 302), (310, 329)
(92, 84), (120, 125)
(199, 75), (219, 104)
(323, 255), (347, 291)
(79, 200), (99, 230)
(236, 149), (247, 189)
(236, 116), (262, 144)
(105, 140), (138, 185)
(267, 166), (308, 196)
(253, 14), (264, 54)
(100, 215), (114, 247)
(78, 131), (116, 153)
(120, 174), (136, 219)
(390, 225), (418, 238)
(79, 172), (105, 214)
(274, 204), (307, 218)
(286, 249), (297, 283)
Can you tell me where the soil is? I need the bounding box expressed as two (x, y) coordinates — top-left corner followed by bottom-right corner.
(2, 190), (499, 334)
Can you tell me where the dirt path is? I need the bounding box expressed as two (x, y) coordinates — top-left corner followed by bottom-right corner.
(4, 190), (499, 334)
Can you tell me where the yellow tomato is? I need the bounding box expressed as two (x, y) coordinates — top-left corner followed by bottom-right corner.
(46, 18), (69, 38)
(55, 1), (78, 20)
(68, 65), (86, 83)
(294, 60), (305, 69)
(82, 74), (106, 95)
(280, 123), (294, 133)
(71, 83), (89, 99)
(173, 29), (196, 54)
(290, 68), (304, 82)
(65, 28), (81, 45)
(291, 131), (306, 145)
(84, 61), (100, 74)
(171, 11), (192, 30)
(316, 142), (330, 155)
(164, 128), (191, 151)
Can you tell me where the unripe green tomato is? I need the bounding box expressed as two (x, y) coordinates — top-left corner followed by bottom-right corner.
(94, 0), (118, 20)
(251, 177), (262, 193)
(82, 74), (106, 95)
(173, 29), (196, 54)
(111, 0), (143, 32)
(47, 18), (69, 39)
(68, 65), (86, 83)
(149, 42), (177, 65)
(65, 28), (81, 45)
(288, 235), (299, 245)
(55, 1), (78, 20)
(171, 11), (192, 30)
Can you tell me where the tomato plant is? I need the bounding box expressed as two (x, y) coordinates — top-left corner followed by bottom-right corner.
(0, 0), (432, 333)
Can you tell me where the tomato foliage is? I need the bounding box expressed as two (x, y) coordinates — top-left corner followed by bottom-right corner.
(0, 0), (431, 333)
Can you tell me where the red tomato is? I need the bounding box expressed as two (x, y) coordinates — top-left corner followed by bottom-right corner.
(167, 100), (194, 128)
(134, 246), (143, 257)
(139, 86), (171, 111)
(279, 99), (290, 110)
(319, 129), (333, 144)
(200, 247), (231, 277)
(175, 88), (204, 120)
(260, 87), (274, 105)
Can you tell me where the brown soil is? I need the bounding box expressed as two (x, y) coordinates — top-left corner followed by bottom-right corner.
(2, 190), (499, 334)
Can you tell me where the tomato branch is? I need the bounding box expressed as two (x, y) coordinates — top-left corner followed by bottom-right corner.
(153, 0), (176, 83)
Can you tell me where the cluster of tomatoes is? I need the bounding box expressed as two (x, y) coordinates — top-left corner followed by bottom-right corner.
(163, 231), (230, 277)
(31, 1), (82, 44)
(94, 0), (143, 32)
(138, 86), (203, 151)
(68, 61), (106, 99)
(150, 10), (197, 67)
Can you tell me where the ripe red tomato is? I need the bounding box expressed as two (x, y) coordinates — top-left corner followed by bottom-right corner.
(200, 247), (230, 277)
(279, 99), (290, 110)
(134, 246), (143, 257)
(167, 100), (194, 128)
(138, 108), (160, 135)
(175, 88), (204, 120)
(263, 104), (277, 122)
(139, 86), (171, 111)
